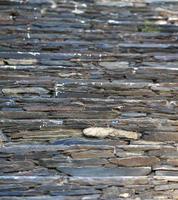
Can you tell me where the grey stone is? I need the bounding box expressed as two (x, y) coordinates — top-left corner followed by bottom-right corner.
(99, 61), (129, 70)
(57, 167), (151, 177)
(0, 130), (8, 142)
(2, 87), (49, 95)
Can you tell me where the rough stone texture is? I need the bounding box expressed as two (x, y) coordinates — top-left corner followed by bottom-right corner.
(0, 0), (178, 199)
(57, 166), (151, 177)
(83, 127), (139, 139)
(109, 156), (160, 167)
(2, 87), (49, 95)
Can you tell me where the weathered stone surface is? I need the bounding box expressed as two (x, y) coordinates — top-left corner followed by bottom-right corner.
(83, 127), (140, 139)
(10, 129), (82, 142)
(121, 112), (147, 118)
(144, 132), (178, 142)
(2, 87), (49, 95)
(2, 59), (37, 65)
(69, 150), (114, 159)
(155, 183), (178, 191)
(0, 130), (8, 143)
(116, 144), (175, 151)
(99, 61), (129, 70)
(167, 158), (178, 167)
(57, 167), (151, 177)
(101, 186), (132, 199)
(70, 176), (149, 186)
(156, 171), (178, 176)
(0, 161), (36, 173)
(0, 0), (178, 199)
(109, 156), (160, 167)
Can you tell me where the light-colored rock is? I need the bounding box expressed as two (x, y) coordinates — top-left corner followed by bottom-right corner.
(172, 190), (178, 199)
(70, 176), (149, 185)
(99, 61), (129, 70)
(0, 130), (8, 142)
(167, 158), (178, 166)
(2, 87), (49, 95)
(101, 186), (132, 199)
(155, 183), (178, 191)
(83, 127), (140, 139)
(3, 59), (37, 65)
(119, 193), (130, 198)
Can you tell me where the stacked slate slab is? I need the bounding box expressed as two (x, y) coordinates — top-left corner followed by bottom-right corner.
(0, 0), (178, 199)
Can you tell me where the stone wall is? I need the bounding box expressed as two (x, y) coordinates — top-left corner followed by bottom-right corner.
(0, 0), (178, 199)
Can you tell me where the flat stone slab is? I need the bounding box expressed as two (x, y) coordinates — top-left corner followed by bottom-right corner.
(57, 167), (151, 177)
(83, 127), (140, 139)
(109, 156), (160, 167)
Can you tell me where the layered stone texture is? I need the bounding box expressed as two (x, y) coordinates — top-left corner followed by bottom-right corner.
(0, 0), (178, 199)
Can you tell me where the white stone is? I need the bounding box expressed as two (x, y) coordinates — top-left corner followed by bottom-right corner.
(83, 127), (139, 139)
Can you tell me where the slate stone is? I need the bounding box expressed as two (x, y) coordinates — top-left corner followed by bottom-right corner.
(2, 88), (49, 96)
(167, 158), (178, 167)
(99, 61), (129, 70)
(109, 156), (160, 167)
(0, 130), (8, 142)
(155, 184), (178, 191)
(101, 186), (132, 199)
(155, 171), (178, 176)
(121, 112), (147, 118)
(57, 167), (151, 177)
(144, 132), (178, 142)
